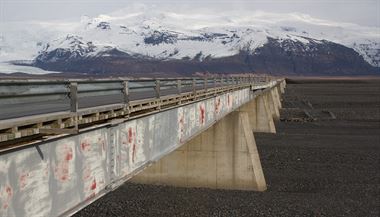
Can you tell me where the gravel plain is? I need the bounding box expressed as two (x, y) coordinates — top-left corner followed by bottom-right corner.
(75, 78), (380, 217)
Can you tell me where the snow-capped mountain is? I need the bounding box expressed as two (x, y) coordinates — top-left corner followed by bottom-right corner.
(0, 6), (379, 75)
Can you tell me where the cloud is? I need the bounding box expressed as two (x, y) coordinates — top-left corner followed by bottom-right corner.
(0, 0), (379, 27)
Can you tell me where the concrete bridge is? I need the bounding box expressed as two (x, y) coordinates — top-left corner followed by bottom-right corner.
(0, 76), (285, 217)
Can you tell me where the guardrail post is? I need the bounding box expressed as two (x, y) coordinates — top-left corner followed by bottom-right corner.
(122, 80), (130, 114)
(70, 82), (78, 113)
(177, 79), (182, 94)
(192, 78), (196, 98)
(204, 77), (207, 92)
(69, 82), (78, 130)
(155, 79), (161, 98)
(213, 77), (217, 95)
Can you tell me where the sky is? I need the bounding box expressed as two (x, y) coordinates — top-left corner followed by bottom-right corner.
(0, 0), (379, 27)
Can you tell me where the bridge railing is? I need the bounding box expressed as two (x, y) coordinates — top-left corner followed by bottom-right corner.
(0, 76), (270, 107)
(0, 75), (273, 144)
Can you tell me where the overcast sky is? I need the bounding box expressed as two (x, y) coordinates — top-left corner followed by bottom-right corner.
(0, 0), (379, 27)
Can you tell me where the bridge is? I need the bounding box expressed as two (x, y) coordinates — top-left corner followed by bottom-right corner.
(0, 76), (285, 217)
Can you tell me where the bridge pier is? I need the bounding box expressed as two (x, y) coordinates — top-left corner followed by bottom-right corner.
(131, 86), (284, 191)
(131, 109), (267, 191)
(239, 91), (277, 133)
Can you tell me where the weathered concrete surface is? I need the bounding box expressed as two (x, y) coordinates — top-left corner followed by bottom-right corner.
(254, 94), (277, 133)
(131, 85), (284, 191)
(238, 93), (277, 134)
(131, 110), (267, 191)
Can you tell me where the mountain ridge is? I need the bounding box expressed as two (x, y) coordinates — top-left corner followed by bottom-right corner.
(0, 8), (379, 75)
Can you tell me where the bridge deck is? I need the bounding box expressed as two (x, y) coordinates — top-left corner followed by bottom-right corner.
(0, 77), (275, 145)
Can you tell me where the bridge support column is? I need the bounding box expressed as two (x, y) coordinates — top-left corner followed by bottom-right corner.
(131, 110), (267, 191)
(274, 86), (282, 109)
(240, 94), (276, 133)
(265, 89), (280, 121)
(279, 80), (286, 94)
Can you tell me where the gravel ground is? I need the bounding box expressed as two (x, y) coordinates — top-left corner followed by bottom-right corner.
(75, 79), (380, 217)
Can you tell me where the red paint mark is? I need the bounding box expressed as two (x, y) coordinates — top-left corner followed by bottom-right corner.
(227, 95), (233, 108)
(60, 169), (69, 181)
(127, 127), (137, 163)
(19, 173), (29, 189)
(128, 127), (133, 143)
(55, 146), (73, 181)
(179, 114), (185, 143)
(90, 179), (97, 190)
(65, 149), (73, 161)
(215, 98), (221, 113)
(81, 140), (91, 152)
(132, 131), (137, 163)
(179, 114), (184, 129)
(5, 186), (12, 197)
(82, 166), (91, 180)
(2, 186), (13, 209)
(199, 105), (205, 125)
(132, 143), (136, 163)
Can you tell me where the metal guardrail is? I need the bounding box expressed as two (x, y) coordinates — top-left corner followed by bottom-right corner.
(0, 76), (269, 105)
(0, 75), (272, 144)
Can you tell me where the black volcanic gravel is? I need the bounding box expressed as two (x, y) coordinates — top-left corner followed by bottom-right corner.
(75, 79), (380, 217)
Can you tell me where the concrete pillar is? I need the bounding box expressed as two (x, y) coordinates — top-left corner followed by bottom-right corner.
(239, 95), (276, 133)
(274, 86), (282, 109)
(256, 94), (276, 133)
(271, 88), (281, 114)
(267, 89), (280, 120)
(279, 80), (286, 94)
(131, 110), (267, 191)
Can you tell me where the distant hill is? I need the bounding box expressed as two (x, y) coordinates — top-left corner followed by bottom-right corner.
(1, 7), (379, 76)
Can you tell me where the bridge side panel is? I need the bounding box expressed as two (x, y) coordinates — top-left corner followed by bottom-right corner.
(0, 128), (110, 217)
(0, 87), (257, 217)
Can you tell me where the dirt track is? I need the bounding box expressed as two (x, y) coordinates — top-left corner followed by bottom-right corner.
(75, 78), (380, 217)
